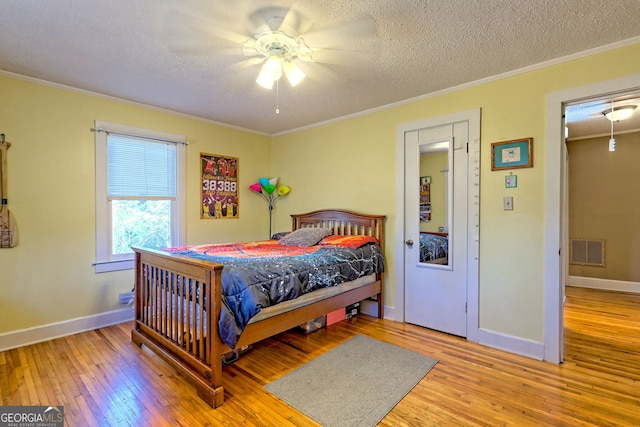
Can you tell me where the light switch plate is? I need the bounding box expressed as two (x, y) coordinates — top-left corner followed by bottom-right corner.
(504, 196), (513, 210)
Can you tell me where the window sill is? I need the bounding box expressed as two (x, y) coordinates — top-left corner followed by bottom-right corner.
(94, 259), (134, 273)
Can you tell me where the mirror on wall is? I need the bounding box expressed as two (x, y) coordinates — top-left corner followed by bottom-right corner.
(418, 139), (452, 268)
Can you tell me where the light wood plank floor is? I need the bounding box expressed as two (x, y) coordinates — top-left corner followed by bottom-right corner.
(1, 286), (639, 426)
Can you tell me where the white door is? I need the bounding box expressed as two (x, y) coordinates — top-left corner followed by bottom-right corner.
(403, 120), (470, 337)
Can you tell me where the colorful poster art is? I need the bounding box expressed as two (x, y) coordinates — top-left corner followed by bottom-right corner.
(201, 153), (238, 219)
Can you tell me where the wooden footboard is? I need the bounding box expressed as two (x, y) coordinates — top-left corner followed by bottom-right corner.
(131, 209), (385, 408)
(131, 247), (226, 407)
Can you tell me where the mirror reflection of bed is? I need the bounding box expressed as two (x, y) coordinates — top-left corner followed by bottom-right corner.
(419, 139), (450, 266)
(419, 231), (448, 264)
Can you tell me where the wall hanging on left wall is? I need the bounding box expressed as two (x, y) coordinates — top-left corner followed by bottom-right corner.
(0, 134), (18, 247)
(201, 153), (239, 219)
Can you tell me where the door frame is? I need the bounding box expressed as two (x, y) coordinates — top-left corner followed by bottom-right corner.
(395, 108), (480, 342)
(544, 73), (640, 363)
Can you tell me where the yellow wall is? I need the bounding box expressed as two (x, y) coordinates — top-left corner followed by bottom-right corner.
(273, 43), (640, 342)
(0, 75), (270, 334)
(567, 131), (640, 281)
(2, 42), (639, 346)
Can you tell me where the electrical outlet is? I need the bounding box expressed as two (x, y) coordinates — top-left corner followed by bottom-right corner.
(119, 292), (134, 304)
(504, 196), (514, 210)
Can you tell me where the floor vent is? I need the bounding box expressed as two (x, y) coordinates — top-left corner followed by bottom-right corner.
(569, 239), (605, 267)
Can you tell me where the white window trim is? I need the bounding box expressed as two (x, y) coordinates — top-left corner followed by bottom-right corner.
(94, 120), (187, 273)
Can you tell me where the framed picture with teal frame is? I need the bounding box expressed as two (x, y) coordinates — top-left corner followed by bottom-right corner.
(491, 137), (533, 171)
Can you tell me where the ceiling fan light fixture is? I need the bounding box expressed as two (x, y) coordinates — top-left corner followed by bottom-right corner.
(256, 72), (274, 89)
(603, 105), (637, 122)
(256, 56), (282, 89)
(283, 60), (305, 87)
(246, 27), (312, 90)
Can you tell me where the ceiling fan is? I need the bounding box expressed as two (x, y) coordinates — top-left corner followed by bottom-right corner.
(240, 8), (313, 90)
(166, 4), (378, 97)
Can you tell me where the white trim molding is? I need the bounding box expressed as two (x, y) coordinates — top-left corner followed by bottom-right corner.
(545, 72), (640, 364)
(360, 300), (399, 321)
(477, 329), (545, 361)
(567, 277), (640, 294)
(0, 309), (134, 352)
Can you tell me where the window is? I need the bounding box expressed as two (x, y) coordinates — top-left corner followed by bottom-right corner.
(94, 120), (186, 273)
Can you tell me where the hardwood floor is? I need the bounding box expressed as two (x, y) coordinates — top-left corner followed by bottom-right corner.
(1, 286), (639, 426)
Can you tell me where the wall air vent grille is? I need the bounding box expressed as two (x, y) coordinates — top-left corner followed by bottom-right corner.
(569, 239), (605, 267)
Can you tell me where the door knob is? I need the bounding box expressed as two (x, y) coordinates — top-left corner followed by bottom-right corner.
(405, 239), (414, 247)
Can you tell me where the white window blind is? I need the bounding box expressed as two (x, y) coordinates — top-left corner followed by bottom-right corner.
(108, 135), (177, 198)
(94, 120), (186, 273)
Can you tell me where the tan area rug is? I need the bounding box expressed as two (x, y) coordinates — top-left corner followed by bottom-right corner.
(264, 334), (438, 427)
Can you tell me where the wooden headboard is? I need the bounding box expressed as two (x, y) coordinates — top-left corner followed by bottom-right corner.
(291, 209), (386, 252)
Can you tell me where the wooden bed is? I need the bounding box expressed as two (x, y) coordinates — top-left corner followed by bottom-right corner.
(131, 209), (385, 408)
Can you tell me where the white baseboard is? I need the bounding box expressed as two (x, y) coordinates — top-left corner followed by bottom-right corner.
(0, 308), (134, 352)
(567, 276), (640, 294)
(360, 299), (398, 321)
(357, 301), (547, 360)
(476, 328), (545, 361)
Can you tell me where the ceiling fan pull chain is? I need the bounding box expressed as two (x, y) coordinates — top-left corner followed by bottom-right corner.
(275, 79), (280, 114)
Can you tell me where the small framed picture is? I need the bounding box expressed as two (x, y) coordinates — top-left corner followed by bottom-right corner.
(491, 138), (533, 171)
(505, 175), (517, 188)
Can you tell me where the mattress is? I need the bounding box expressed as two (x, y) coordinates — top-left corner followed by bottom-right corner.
(164, 238), (385, 348)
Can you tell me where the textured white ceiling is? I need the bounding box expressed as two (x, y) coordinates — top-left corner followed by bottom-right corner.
(1, 0), (640, 135)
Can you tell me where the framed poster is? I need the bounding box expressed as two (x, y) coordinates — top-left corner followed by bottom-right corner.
(201, 153), (238, 219)
(491, 138), (533, 171)
(419, 176), (431, 222)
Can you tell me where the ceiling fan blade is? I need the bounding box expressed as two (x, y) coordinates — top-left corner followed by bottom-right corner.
(301, 61), (351, 88)
(309, 46), (376, 66)
(248, 5), (309, 37)
(165, 8), (253, 55)
(226, 57), (266, 74)
(295, 38), (313, 61)
(297, 12), (379, 67)
(245, 57), (266, 67)
(241, 39), (259, 57)
(279, 6), (313, 36)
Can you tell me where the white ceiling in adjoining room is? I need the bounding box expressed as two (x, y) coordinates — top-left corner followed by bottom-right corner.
(565, 94), (640, 140)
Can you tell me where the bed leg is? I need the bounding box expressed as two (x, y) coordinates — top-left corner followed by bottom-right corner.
(131, 328), (143, 347)
(196, 384), (225, 408)
(377, 294), (384, 319)
(131, 328), (226, 408)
